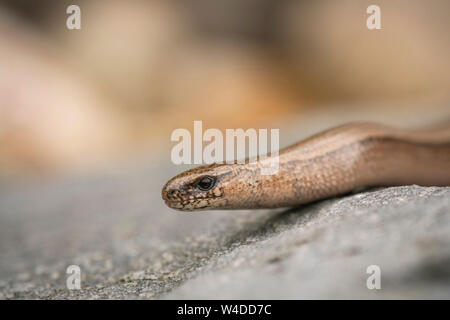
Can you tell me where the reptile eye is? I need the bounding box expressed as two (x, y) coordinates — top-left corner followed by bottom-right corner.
(195, 176), (216, 191)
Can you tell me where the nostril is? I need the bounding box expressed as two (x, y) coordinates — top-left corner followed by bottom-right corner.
(168, 189), (176, 198)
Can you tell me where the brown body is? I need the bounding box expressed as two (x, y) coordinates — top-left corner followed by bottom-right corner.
(162, 122), (450, 211)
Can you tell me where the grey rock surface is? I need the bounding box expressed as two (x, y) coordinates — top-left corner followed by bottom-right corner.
(0, 162), (449, 299)
(2, 105), (450, 299)
(167, 186), (450, 299)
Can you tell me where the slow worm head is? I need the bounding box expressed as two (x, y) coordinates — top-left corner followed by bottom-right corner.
(162, 122), (450, 211)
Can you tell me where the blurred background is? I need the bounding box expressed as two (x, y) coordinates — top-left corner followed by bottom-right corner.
(0, 0), (449, 177)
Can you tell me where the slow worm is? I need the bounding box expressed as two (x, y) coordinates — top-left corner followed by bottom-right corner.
(162, 122), (450, 211)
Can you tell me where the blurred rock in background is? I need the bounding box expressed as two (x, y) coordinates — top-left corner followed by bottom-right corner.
(0, 0), (449, 176)
(279, 0), (450, 100)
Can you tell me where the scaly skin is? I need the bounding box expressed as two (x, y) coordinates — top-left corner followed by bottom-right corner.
(162, 122), (450, 211)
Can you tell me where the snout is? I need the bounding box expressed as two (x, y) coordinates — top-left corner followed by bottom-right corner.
(161, 181), (184, 210)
